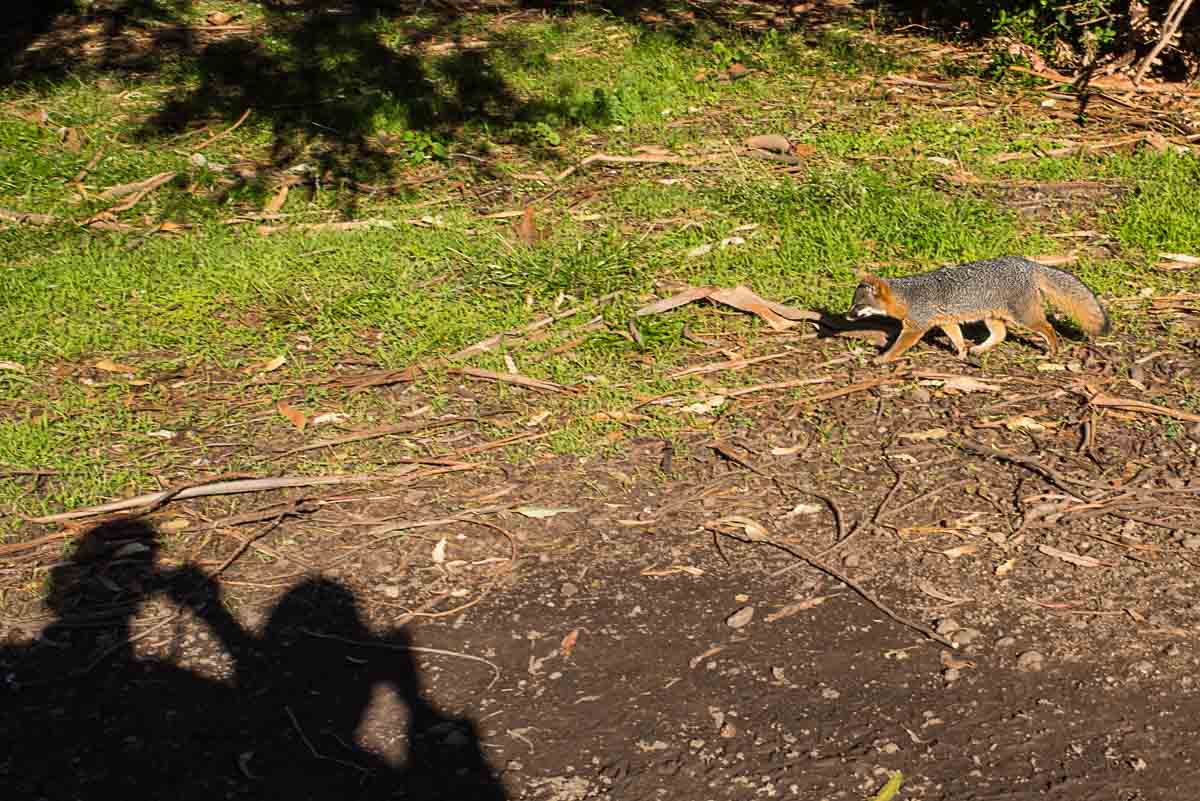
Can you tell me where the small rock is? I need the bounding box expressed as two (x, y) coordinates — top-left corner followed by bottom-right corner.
(379, 585), (400, 599)
(1182, 536), (1200, 550)
(995, 636), (1017, 649)
(880, 742), (899, 754)
(719, 722), (738, 738)
(910, 387), (932, 403)
(934, 618), (961, 636)
(1164, 644), (1181, 657)
(560, 582), (580, 597)
(952, 628), (983, 645)
(1131, 660), (1155, 676)
(842, 553), (861, 568)
(726, 606), (755, 629)
(771, 666), (786, 681)
(942, 667), (961, 683)
(1016, 650), (1045, 672)
(820, 687), (840, 700)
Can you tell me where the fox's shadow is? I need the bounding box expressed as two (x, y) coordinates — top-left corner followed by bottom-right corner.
(0, 519), (506, 801)
(811, 309), (1081, 360)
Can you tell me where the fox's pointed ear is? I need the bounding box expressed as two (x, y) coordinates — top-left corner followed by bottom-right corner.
(856, 272), (892, 302)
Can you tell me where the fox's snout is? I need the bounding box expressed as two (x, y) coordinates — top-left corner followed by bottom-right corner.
(846, 303), (878, 321)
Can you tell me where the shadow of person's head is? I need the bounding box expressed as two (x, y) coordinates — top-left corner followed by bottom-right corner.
(45, 518), (160, 624)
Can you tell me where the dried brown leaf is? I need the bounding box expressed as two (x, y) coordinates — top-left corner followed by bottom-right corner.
(898, 427), (949, 442)
(515, 205), (538, 246)
(560, 628), (580, 658)
(264, 184), (290, 214)
(916, 580), (971, 603)
(277, 401), (308, 432)
(253, 355), (287, 373)
(1038, 543), (1114, 568)
(95, 358), (135, 373)
(744, 134), (791, 153)
(764, 595), (834, 622)
(61, 127), (84, 153)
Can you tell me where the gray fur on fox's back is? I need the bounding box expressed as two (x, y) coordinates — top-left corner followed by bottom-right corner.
(891, 256), (1109, 335)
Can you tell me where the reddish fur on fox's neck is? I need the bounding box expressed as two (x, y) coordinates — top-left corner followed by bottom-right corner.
(859, 273), (906, 316)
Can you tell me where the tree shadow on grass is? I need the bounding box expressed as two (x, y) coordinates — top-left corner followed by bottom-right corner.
(0, 0), (845, 191)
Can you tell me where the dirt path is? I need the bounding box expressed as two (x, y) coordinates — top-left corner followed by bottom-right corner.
(5, 338), (1200, 800)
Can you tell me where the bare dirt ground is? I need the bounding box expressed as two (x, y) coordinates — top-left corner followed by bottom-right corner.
(5, 329), (1200, 800)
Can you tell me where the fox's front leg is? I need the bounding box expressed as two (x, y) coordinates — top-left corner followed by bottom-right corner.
(875, 323), (927, 364)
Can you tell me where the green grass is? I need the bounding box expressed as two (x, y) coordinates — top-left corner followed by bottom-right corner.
(1, 1), (1198, 529)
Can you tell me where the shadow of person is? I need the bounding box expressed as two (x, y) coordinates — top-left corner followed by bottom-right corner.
(1, 521), (506, 801)
(0, 519), (240, 797)
(184, 576), (508, 800)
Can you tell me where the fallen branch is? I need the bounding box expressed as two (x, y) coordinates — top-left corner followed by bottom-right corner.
(27, 473), (404, 524)
(452, 367), (579, 394)
(785, 375), (903, 419)
(71, 146), (107, 183)
(637, 284), (821, 331)
(447, 291), (621, 361)
(556, 152), (702, 181)
(955, 438), (1111, 500)
(1132, 0), (1196, 85)
(195, 108), (252, 150)
(707, 520), (955, 648)
(0, 207), (58, 225)
(302, 630), (503, 689)
(723, 376), (835, 398)
(261, 417), (470, 461)
(255, 219), (395, 235)
(669, 351), (794, 379)
(1086, 391), (1200, 423)
(97, 171), (176, 203)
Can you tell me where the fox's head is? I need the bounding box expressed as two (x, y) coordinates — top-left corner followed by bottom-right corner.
(846, 272), (893, 321)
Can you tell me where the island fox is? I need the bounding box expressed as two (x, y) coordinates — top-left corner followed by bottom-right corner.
(846, 256), (1111, 364)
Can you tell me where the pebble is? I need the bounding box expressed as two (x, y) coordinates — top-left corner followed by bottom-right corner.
(1131, 660), (1155, 676)
(935, 618), (961, 636)
(560, 582), (580, 597)
(1164, 644), (1182, 657)
(1016, 650), (1045, 672)
(820, 688), (840, 700)
(842, 553), (861, 568)
(953, 628), (983, 646)
(726, 606), (755, 629)
(1182, 536), (1200, 550)
(942, 667), (961, 683)
(910, 387), (932, 403)
(379, 584), (400, 599)
(995, 636), (1017, 649)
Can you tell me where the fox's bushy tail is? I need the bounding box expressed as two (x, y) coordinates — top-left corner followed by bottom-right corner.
(1034, 265), (1110, 337)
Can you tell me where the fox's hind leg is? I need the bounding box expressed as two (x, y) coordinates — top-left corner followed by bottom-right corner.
(939, 323), (968, 360)
(1015, 304), (1059, 355)
(968, 319), (1007, 355)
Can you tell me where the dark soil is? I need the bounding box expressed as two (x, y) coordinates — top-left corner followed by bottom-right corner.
(5, 331), (1200, 800)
